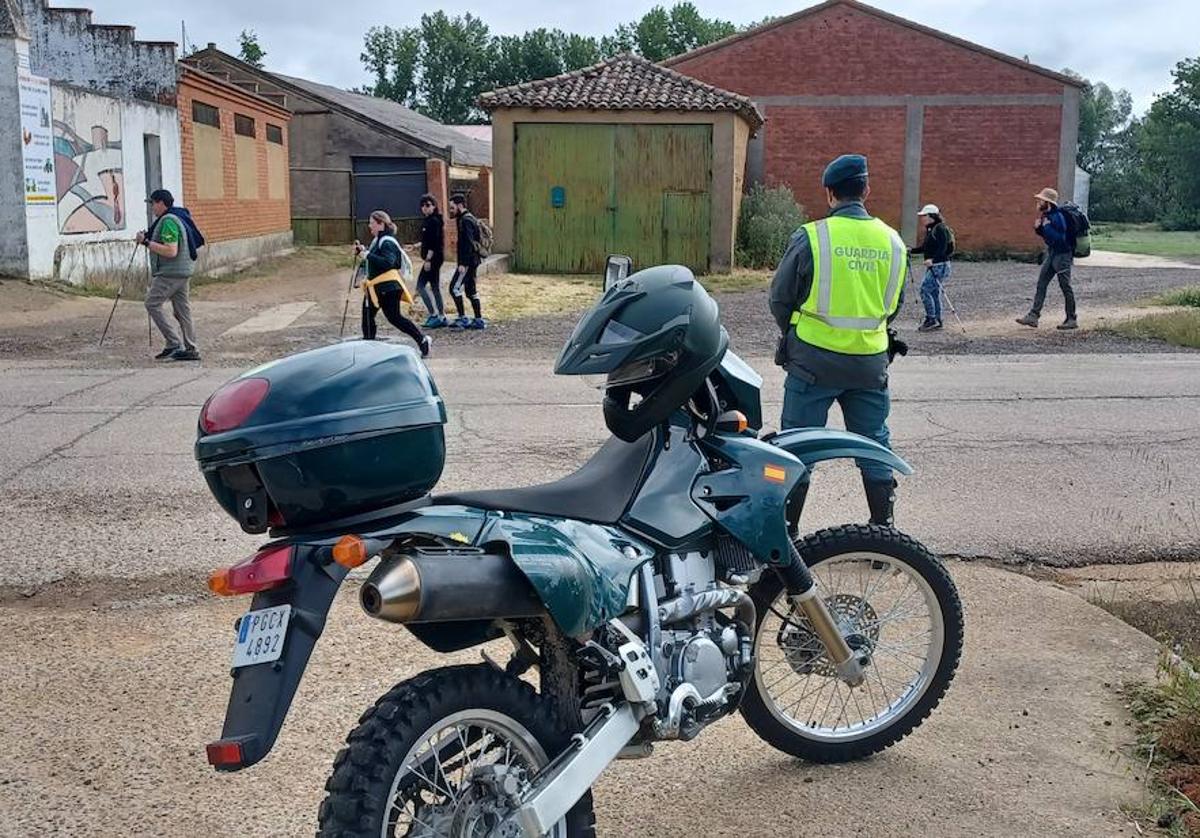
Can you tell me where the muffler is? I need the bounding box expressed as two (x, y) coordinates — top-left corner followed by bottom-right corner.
(361, 548), (545, 624)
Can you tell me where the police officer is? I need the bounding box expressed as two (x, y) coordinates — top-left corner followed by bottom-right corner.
(769, 154), (907, 526)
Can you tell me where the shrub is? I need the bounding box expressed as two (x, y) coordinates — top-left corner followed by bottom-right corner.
(736, 184), (806, 269)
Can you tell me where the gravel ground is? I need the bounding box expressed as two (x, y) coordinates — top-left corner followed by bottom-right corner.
(2, 259), (1198, 367)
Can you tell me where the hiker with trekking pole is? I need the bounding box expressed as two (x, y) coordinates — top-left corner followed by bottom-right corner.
(140, 189), (205, 361)
(354, 210), (431, 357)
(910, 204), (956, 333)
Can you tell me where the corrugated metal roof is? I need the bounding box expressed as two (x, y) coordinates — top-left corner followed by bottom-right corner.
(479, 53), (764, 130)
(273, 73), (492, 167)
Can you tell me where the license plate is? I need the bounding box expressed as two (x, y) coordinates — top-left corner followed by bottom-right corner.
(231, 604), (291, 669)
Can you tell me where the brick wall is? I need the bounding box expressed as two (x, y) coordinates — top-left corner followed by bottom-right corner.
(177, 69), (291, 244)
(669, 1), (1075, 251)
(765, 106), (907, 229)
(426, 158), (456, 254)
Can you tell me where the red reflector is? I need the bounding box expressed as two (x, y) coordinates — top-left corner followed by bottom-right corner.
(209, 544), (294, 596)
(206, 739), (244, 767)
(200, 377), (270, 434)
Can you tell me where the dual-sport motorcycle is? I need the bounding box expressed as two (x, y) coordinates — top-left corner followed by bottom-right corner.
(197, 265), (963, 836)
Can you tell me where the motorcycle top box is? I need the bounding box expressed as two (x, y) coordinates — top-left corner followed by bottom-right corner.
(195, 341), (446, 534)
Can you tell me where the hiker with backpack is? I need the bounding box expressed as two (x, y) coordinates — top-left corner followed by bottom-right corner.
(448, 193), (491, 330)
(355, 210), (432, 357)
(1016, 187), (1089, 331)
(910, 203), (955, 332)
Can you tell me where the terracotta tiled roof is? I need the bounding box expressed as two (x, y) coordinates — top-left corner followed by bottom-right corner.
(479, 54), (764, 130)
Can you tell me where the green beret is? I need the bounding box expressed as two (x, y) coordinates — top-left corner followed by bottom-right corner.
(822, 154), (869, 188)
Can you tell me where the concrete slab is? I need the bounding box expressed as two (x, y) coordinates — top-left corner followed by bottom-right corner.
(1086, 250), (1200, 270)
(0, 411), (111, 483)
(0, 563), (1157, 837)
(220, 302), (317, 337)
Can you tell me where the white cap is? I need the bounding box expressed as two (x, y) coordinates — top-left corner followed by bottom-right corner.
(918, 204), (940, 216)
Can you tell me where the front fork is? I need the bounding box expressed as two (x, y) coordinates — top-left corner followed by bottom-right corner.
(777, 541), (868, 687)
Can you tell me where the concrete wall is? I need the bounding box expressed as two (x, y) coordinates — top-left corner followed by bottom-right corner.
(670, 2), (1082, 253)
(18, 0), (176, 104)
(490, 108), (751, 273)
(0, 36), (28, 275)
(49, 84), (182, 284)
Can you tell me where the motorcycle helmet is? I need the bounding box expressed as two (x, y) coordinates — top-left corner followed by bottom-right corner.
(555, 265), (728, 442)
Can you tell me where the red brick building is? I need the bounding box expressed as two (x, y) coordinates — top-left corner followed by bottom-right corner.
(176, 65), (293, 264)
(665, 0), (1084, 254)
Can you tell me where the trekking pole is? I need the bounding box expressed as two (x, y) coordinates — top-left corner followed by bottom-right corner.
(932, 262), (967, 335)
(339, 255), (362, 338)
(98, 243), (142, 346)
(145, 247), (153, 348)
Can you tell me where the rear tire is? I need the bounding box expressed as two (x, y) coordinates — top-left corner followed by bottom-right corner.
(317, 664), (596, 837)
(740, 524), (963, 763)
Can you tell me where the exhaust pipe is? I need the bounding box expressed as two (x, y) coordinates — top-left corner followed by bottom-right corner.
(361, 549), (545, 624)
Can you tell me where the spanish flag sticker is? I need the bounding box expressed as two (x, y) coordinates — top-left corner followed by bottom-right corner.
(763, 464), (787, 483)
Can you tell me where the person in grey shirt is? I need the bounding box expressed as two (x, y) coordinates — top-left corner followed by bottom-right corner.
(139, 189), (201, 361)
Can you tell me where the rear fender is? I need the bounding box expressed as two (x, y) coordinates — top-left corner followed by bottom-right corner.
(767, 428), (913, 475)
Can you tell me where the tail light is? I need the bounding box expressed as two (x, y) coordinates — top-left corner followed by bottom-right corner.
(206, 739), (246, 768)
(200, 377), (269, 434)
(208, 544), (294, 596)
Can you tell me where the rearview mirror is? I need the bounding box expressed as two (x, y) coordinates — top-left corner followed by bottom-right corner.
(603, 255), (633, 291)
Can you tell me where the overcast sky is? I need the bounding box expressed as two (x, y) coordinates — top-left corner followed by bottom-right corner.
(77, 0), (1192, 115)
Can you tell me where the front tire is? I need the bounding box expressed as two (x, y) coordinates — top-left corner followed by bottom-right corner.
(740, 524), (963, 763)
(318, 664), (596, 837)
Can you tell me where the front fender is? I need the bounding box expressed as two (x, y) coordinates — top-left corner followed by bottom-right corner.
(768, 428), (913, 476)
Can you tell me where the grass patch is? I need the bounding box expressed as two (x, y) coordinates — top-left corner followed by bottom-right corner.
(1113, 310), (1200, 349)
(478, 273), (601, 321)
(1091, 223), (1200, 260)
(1152, 287), (1200, 309)
(699, 271), (772, 294)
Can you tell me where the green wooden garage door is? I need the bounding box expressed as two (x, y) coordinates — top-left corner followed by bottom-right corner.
(514, 123), (712, 274)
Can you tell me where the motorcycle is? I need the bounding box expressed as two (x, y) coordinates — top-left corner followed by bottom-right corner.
(197, 265), (963, 837)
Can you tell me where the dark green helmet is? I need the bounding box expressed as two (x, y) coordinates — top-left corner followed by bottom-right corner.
(555, 265), (728, 442)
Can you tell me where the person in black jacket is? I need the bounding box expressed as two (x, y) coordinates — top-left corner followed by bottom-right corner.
(416, 194), (447, 328)
(355, 210), (431, 357)
(448, 193), (485, 330)
(910, 204), (953, 332)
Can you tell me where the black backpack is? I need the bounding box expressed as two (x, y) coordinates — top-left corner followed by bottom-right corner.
(1059, 203), (1091, 258)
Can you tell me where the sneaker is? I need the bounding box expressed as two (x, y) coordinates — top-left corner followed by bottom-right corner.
(1056, 318), (1078, 330)
(154, 345), (181, 360)
(170, 348), (201, 362)
(1015, 313), (1039, 328)
(466, 317), (487, 331)
(451, 316), (471, 329)
(419, 335), (432, 358)
(917, 318), (940, 333)
(421, 315), (440, 329)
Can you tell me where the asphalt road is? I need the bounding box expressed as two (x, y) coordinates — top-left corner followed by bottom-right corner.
(1, 352), (1197, 595)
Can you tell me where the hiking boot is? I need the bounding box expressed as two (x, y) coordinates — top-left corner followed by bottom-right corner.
(917, 318), (942, 333)
(451, 316), (472, 329)
(1015, 313), (1039, 328)
(467, 317), (487, 331)
(1056, 318), (1078, 330)
(154, 345), (181, 360)
(419, 335), (432, 358)
(170, 348), (201, 362)
(862, 477), (897, 526)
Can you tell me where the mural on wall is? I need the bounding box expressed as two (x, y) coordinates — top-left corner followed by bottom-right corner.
(53, 92), (125, 234)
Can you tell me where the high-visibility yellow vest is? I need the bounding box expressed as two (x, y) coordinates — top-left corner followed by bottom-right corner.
(789, 216), (906, 355)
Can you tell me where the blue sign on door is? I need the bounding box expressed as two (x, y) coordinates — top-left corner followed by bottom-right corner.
(551, 186), (566, 208)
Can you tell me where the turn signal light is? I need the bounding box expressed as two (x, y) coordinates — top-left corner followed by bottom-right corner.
(332, 535), (369, 569)
(716, 410), (749, 434)
(207, 544), (294, 596)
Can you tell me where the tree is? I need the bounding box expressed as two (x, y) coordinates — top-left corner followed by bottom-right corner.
(361, 25), (420, 105)
(1064, 69), (1133, 173)
(237, 30), (266, 68)
(619, 3), (737, 62)
(1140, 57), (1200, 229)
(417, 12), (494, 124)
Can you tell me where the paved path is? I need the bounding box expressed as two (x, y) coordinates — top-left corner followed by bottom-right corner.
(0, 563), (1158, 837)
(1, 353), (1197, 591)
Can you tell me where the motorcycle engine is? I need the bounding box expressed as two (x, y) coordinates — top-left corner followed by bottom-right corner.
(664, 632), (727, 698)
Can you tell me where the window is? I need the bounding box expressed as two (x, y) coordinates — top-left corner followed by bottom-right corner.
(266, 124), (283, 145)
(234, 114), (256, 138)
(192, 101), (220, 128)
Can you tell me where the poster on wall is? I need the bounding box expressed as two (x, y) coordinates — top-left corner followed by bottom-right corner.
(18, 71), (55, 206)
(52, 89), (126, 233)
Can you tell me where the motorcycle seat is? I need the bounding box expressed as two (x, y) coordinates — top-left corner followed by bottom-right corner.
(433, 433), (655, 525)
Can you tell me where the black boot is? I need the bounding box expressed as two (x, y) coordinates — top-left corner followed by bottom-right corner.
(862, 477), (896, 526)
